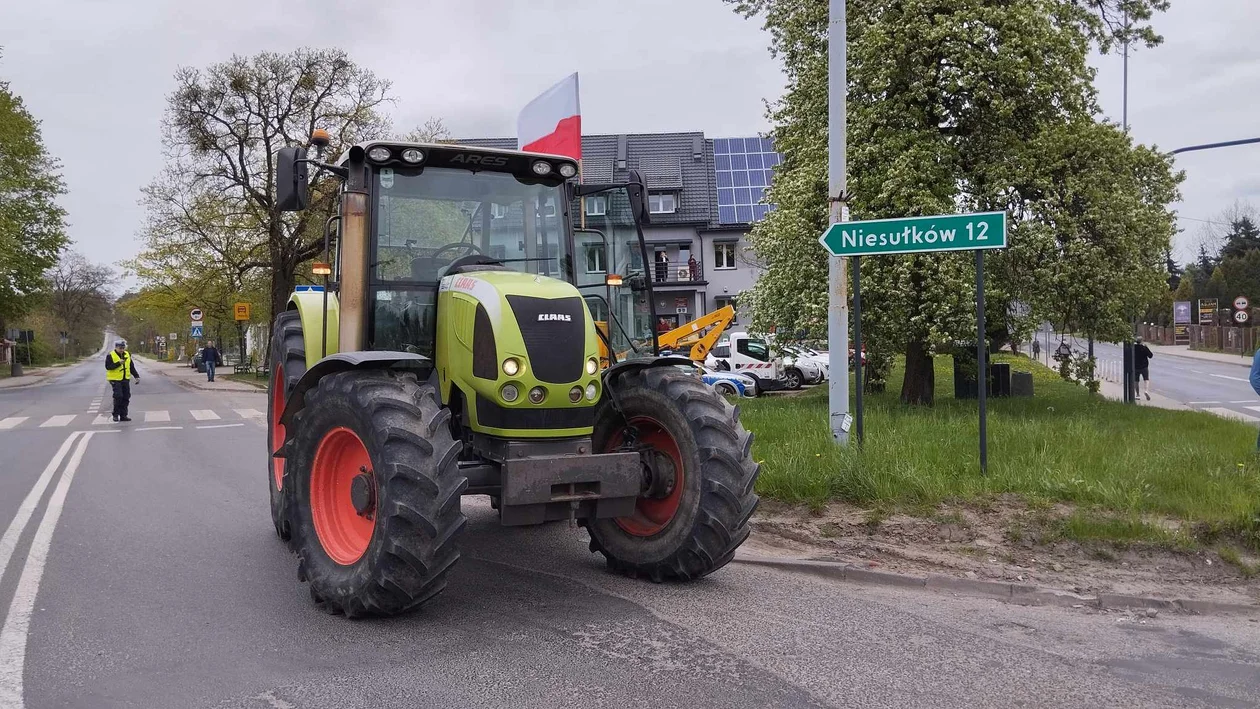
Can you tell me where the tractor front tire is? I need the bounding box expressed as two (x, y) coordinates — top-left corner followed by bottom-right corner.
(588, 367), (760, 581)
(267, 311), (306, 542)
(289, 370), (466, 618)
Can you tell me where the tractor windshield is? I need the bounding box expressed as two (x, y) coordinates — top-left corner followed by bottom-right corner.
(372, 167), (571, 283)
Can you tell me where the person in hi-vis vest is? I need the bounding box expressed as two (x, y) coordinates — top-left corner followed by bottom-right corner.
(105, 339), (140, 422)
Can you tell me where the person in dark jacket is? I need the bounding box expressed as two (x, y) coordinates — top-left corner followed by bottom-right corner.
(1134, 336), (1154, 401)
(202, 340), (223, 382)
(104, 339), (139, 422)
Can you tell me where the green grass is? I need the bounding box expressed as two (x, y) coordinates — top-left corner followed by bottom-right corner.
(740, 354), (1260, 547)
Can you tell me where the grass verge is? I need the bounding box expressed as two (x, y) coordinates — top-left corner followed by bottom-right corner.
(741, 354), (1260, 549)
(223, 372), (267, 389)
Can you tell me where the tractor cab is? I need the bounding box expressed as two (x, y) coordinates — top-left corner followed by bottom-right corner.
(263, 134), (759, 618)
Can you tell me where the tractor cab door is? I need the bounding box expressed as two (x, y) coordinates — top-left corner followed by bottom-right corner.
(571, 180), (657, 363)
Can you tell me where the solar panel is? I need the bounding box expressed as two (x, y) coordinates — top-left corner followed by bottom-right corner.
(714, 136), (781, 224)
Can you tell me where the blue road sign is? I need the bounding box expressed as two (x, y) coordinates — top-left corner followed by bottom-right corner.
(191, 325), (204, 338)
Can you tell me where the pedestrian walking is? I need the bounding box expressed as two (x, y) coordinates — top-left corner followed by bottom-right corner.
(1031, 339), (1041, 361)
(105, 339), (139, 422)
(202, 340), (223, 382)
(1133, 336), (1154, 401)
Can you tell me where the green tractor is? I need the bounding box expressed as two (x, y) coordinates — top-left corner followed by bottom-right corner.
(266, 132), (760, 617)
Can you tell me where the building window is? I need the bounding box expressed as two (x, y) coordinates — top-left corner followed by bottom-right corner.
(585, 244), (606, 273)
(649, 192), (677, 214)
(714, 242), (737, 270)
(585, 196), (607, 217)
(714, 296), (738, 324)
(542, 201), (557, 217)
(490, 203), (508, 219)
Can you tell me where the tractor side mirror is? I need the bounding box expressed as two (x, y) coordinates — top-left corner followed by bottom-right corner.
(276, 146), (309, 211)
(626, 169), (651, 226)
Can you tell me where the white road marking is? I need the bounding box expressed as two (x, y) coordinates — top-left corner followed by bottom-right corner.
(197, 423), (245, 430)
(1188, 401), (1220, 405)
(1209, 373), (1251, 383)
(0, 432), (82, 607)
(0, 431), (93, 708)
(1191, 370), (1206, 374)
(0, 418), (28, 431)
(1232, 400), (1259, 404)
(136, 426), (182, 431)
(38, 415), (75, 428)
(190, 410), (219, 421)
(144, 410), (170, 422)
(1204, 407), (1260, 423)
(91, 415), (116, 425)
(234, 408), (264, 419)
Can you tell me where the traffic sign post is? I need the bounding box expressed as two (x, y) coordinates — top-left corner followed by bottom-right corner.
(190, 308), (203, 322)
(191, 325), (204, 339)
(820, 210), (1008, 474)
(234, 303), (251, 321)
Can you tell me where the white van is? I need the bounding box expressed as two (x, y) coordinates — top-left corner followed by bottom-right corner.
(706, 332), (787, 391)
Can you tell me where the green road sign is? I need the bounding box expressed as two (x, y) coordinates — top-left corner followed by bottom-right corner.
(819, 211), (1007, 257)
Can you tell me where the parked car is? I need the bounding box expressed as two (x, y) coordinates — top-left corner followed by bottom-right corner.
(781, 346), (825, 386)
(698, 367), (759, 398)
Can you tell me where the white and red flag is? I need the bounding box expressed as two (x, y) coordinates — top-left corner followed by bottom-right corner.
(517, 73), (581, 161)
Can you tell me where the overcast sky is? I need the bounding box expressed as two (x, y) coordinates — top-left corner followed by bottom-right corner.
(1, 0), (1256, 280)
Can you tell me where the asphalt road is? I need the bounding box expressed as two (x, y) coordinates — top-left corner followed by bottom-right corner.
(1075, 340), (1260, 421)
(1, 355), (1259, 708)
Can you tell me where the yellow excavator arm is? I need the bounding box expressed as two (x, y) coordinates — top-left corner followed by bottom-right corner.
(656, 305), (736, 362)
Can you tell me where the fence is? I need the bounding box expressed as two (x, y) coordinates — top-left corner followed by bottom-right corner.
(1139, 323), (1259, 355)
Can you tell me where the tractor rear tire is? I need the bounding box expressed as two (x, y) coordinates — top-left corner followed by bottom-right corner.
(267, 310), (306, 543)
(289, 370), (466, 618)
(587, 367), (760, 581)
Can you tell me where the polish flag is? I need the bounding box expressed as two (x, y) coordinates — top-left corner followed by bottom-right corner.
(517, 73), (581, 162)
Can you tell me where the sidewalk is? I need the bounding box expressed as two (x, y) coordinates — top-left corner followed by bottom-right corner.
(1146, 343), (1253, 368)
(1097, 378), (1188, 411)
(0, 366), (59, 389)
(138, 355), (262, 392)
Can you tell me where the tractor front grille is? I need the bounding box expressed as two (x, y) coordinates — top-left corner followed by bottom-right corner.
(505, 295), (585, 383)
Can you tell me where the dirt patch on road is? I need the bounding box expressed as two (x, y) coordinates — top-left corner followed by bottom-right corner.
(748, 497), (1260, 606)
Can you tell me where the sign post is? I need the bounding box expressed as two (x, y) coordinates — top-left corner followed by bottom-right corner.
(1173, 301), (1191, 344)
(820, 210), (1008, 473)
(826, 0), (851, 446)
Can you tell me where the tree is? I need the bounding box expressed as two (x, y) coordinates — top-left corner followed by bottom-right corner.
(1220, 215), (1260, 260)
(45, 251), (115, 353)
(0, 52), (68, 332)
(149, 48), (392, 321)
(1172, 276), (1194, 304)
(728, 0), (1173, 404)
(1165, 249), (1182, 291)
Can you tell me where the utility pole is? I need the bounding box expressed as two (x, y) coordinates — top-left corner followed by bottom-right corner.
(827, 0), (851, 445)
(1121, 11), (1136, 404)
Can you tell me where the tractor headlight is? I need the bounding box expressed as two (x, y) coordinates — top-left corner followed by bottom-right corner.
(401, 148), (424, 164)
(531, 160), (553, 176)
(569, 386), (583, 403)
(502, 357), (521, 376)
(558, 163), (577, 178)
(585, 382), (598, 401)
(528, 386), (546, 404)
(585, 357), (598, 375)
(367, 146), (391, 163)
(501, 383), (520, 403)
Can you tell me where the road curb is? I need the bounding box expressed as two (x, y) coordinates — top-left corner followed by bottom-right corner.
(732, 554), (1260, 616)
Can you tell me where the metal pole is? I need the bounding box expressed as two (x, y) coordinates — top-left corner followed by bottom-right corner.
(976, 250), (987, 474)
(853, 256), (863, 444)
(827, 0), (850, 445)
(1120, 11), (1136, 405)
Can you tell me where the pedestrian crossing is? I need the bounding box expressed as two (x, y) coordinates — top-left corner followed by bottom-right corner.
(1200, 406), (1260, 423)
(0, 408), (265, 431)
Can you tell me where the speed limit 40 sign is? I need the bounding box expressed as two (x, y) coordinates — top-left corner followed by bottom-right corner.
(1235, 309), (1250, 324)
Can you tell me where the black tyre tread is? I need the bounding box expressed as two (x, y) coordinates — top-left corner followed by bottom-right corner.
(267, 310), (307, 542)
(291, 370), (466, 618)
(588, 367), (760, 582)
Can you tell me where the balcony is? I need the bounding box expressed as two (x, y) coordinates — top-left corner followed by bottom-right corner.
(649, 258), (706, 285)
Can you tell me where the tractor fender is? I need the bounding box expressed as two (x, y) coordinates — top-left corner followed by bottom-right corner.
(280, 351), (433, 428)
(602, 355), (695, 390)
(287, 290), (340, 370)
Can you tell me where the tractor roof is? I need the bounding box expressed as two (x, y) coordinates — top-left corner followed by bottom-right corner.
(335, 140), (578, 182)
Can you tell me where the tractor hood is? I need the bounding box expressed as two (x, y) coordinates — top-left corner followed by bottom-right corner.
(438, 270), (595, 386)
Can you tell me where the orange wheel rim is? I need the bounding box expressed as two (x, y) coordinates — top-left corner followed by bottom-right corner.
(607, 416), (685, 537)
(271, 369), (285, 490)
(310, 426), (375, 565)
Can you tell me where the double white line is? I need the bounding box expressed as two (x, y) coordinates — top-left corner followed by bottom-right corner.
(0, 431), (101, 708)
